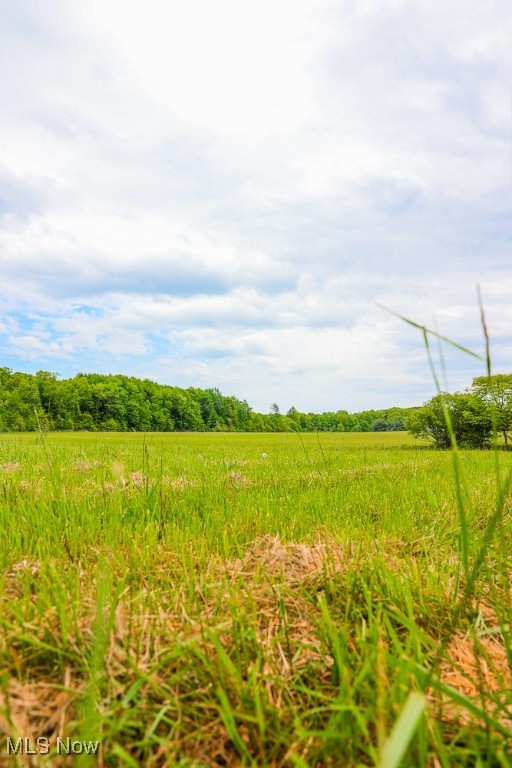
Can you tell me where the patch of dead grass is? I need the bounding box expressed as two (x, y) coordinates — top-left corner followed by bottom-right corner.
(0, 463), (20, 474)
(225, 534), (353, 583)
(432, 623), (512, 731)
(2, 536), (510, 764)
(0, 670), (81, 767)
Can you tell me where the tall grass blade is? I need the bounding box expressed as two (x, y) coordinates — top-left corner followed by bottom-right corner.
(376, 304), (483, 359)
(477, 285), (492, 377)
(378, 692), (426, 768)
(422, 328), (470, 578)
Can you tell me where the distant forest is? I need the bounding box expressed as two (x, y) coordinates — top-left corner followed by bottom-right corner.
(0, 368), (411, 433)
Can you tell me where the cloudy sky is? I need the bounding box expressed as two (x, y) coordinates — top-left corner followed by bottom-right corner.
(1, 0), (510, 413)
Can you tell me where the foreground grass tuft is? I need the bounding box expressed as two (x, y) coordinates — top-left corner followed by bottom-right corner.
(0, 431), (511, 766)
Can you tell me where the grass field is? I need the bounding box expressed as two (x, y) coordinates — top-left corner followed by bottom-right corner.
(0, 431), (511, 766)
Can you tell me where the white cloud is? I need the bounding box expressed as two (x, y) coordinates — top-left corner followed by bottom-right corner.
(0, 0), (510, 410)
(83, 0), (319, 136)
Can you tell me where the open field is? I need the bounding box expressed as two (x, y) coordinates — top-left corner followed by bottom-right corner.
(0, 431), (511, 766)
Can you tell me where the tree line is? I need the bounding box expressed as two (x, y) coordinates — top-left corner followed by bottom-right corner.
(0, 368), (409, 433)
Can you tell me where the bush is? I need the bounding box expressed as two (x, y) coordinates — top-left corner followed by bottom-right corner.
(407, 388), (497, 449)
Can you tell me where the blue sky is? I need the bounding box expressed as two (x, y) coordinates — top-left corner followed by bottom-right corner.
(0, 0), (511, 412)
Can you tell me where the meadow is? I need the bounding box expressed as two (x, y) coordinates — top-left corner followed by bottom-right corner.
(0, 430), (510, 767)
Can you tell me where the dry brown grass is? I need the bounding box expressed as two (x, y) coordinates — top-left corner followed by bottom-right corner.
(433, 609), (512, 731)
(0, 537), (351, 766)
(1, 536), (510, 766)
(225, 534), (353, 583)
(0, 463), (21, 474)
(0, 671), (81, 767)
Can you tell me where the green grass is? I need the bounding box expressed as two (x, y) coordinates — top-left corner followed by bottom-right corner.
(0, 431), (511, 766)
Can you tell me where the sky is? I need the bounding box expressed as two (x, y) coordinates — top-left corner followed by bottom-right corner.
(0, 0), (511, 413)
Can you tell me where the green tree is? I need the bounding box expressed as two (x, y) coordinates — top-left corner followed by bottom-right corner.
(471, 374), (512, 447)
(406, 392), (492, 449)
